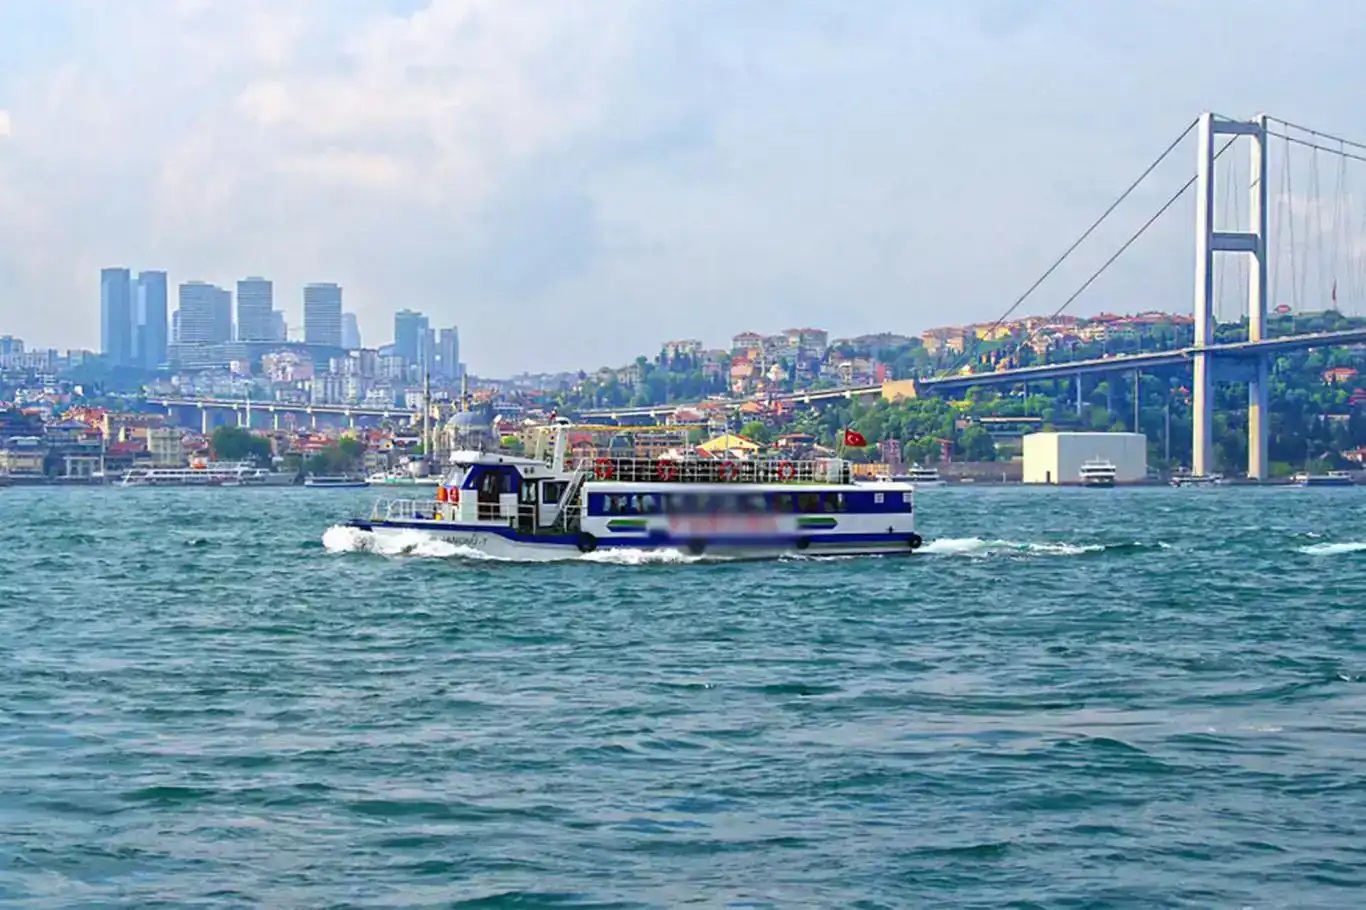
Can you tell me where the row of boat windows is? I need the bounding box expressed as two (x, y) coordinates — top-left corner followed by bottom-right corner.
(588, 491), (912, 516)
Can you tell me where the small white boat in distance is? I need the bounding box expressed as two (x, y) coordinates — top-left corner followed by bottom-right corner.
(894, 465), (943, 486)
(1170, 471), (1223, 487)
(305, 475), (370, 489)
(1079, 459), (1117, 487)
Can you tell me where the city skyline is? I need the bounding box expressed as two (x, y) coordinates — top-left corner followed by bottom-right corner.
(4, 3), (1366, 374)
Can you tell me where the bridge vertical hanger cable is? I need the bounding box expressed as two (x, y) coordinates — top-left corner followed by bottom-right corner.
(1271, 130), (1290, 335)
(1311, 145), (1328, 311)
(1331, 143), (1346, 311)
(1294, 140), (1310, 332)
(934, 118), (1199, 379)
(1231, 146), (1246, 333)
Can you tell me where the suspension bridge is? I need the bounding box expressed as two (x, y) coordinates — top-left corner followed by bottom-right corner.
(583, 111), (1366, 479)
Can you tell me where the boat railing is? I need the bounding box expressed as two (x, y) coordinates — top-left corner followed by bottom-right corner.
(567, 456), (850, 485)
(371, 498), (442, 522)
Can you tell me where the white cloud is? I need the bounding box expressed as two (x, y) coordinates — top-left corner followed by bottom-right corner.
(2, 1), (1366, 372)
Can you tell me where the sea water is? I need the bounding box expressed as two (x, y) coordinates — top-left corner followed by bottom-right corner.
(2, 485), (1364, 907)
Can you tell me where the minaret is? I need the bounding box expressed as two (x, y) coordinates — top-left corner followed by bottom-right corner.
(422, 356), (432, 472)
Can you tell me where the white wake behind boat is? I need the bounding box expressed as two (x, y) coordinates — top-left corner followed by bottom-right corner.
(342, 420), (924, 560)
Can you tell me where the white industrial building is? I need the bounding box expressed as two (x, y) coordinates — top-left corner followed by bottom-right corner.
(1022, 432), (1148, 485)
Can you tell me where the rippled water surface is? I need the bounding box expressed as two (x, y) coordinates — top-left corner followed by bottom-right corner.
(3, 486), (1365, 907)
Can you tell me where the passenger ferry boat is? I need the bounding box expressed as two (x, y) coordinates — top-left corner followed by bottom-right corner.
(902, 465), (943, 486)
(1292, 470), (1354, 487)
(343, 419), (923, 559)
(1079, 459), (1117, 487)
(118, 461), (294, 487)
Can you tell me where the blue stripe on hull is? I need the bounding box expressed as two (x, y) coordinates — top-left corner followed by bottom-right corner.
(347, 519), (918, 552)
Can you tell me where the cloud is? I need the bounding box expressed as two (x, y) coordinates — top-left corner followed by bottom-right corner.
(2, 1), (1366, 372)
(0, 110), (9, 138)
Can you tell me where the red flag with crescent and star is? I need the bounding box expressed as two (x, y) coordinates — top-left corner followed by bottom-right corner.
(843, 428), (867, 447)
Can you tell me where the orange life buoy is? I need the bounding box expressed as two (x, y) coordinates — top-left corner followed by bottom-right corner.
(719, 460), (740, 482)
(594, 458), (614, 480)
(777, 461), (796, 481)
(656, 461), (679, 482)
(436, 486), (448, 502)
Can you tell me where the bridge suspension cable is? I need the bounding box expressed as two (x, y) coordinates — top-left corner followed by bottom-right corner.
(935, 118), (1199, 378)
(980, 135), (1241, 369)
(1033, 137), (1239, 335)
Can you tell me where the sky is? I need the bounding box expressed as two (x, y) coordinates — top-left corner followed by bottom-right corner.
(1, 0), (1365, 375)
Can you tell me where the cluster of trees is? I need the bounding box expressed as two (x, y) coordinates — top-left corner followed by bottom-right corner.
(211, 426), (273, 465)
(555, 356), (727, 411)
(303, 437), (365, 476)
(210, 426), (367, 476)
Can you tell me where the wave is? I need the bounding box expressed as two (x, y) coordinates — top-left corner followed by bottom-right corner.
(321, 525), (508, 561)
(580, 548), (709, 566)
(1296, 541), (1366, 556)
(322, 527), (708, 565)
(922, 537), (1166, 558)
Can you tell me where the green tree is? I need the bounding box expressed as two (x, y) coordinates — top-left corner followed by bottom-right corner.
(211, 426), (272, 465)
(739, 421), (772, 445)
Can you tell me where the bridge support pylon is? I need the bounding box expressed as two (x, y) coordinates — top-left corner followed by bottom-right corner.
(1192, 112), (1268, 479)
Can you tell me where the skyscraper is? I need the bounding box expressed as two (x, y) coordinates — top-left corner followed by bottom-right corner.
(341, 312), (362, 350)
(176, 281), (233, 343)
(100, 267), (133, 366)
(437, 327), (460, 380)
(304, 283), (343, 347)
(134, 271), (168, 370)
(272, 311), (287, 342)
(393, 309), (428, 365)
(236, 277), (274, 341)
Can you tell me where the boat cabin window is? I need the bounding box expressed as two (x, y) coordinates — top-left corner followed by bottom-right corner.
(541, 481), (568, 505)
(588, 490), (881, 516)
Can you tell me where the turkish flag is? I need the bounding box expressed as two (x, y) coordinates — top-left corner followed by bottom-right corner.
(843, 429), (867, 447)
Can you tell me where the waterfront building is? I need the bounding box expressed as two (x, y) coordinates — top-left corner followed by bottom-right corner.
(272, 310), (287, 342)
(0, 336), (23, 357)
(134, 271), (168, 370)
(236, 277), (274, 342)
(304, 283), (343, 347)
(176, 281), (232, 343)
(100, 267), (133, 366)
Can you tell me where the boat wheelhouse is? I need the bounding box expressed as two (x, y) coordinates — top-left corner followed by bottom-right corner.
(344, 420), (923, 559)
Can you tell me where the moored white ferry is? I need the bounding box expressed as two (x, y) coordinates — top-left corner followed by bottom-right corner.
(343, 420), (923, 559)
(119, 461), (294, 487)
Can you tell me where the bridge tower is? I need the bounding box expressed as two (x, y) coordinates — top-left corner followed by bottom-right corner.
(1192, 113), (1268, 479)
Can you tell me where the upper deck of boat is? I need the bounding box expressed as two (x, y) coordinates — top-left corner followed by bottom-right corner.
(567, 455), (853, 486)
